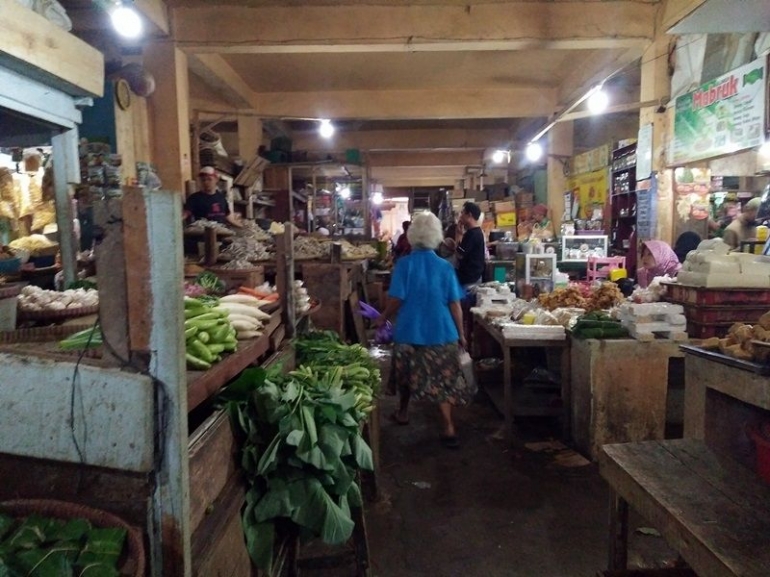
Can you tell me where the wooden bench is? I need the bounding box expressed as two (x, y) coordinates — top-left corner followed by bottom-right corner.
(599, 439), (770, 577)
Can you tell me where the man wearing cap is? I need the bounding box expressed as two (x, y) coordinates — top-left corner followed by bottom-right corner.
(184, 166), (240, 227)
(723, 197), (761, 250)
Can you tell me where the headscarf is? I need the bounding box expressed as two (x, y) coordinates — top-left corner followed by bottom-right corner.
(532, 204), (548, 218)
(638, 240), (681, 287)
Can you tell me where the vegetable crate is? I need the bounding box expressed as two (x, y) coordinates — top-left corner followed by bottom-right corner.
(662, 282), (770, 306)
(682, 305), (768, 325)
(205, 266), (265, 291)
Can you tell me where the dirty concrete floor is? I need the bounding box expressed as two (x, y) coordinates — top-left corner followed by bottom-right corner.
(364, 394), (677, 577)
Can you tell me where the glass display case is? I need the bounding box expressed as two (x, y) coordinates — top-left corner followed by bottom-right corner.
(516, 253), (557, 293)
(560, 235), (609, 262)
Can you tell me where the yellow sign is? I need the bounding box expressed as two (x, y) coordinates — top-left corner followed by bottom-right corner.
(567, 169), (608, 219)
(495, 212), (517, 227)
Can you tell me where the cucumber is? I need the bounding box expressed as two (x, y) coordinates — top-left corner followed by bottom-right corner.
(208, 343), (226, 354)
(184, 318), (221, 332)
(184, 326), (198, 340)
(188, 339), (215, 363)
(197, 331), (210, 344)
(186, 352), (211, 370)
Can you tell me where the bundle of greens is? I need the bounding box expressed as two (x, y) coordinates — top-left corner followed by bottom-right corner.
(294, 332), (381, 413)
(58, 326), (102, 351)
(0, 514), (126, 576)
(571, 311), (628, 339)
(193, 271), (225, 295)
(218, 365), (373, 573)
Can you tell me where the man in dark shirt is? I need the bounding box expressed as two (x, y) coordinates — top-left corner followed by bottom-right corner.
(184, 166), (240, 227)
(455, 201), (486, 289)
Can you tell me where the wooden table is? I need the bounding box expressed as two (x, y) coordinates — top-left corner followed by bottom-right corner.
(600, 439), (770, 577)
(474, 315), (570, 444)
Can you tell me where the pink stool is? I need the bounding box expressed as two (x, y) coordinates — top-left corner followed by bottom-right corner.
(586, 256), (626, 282)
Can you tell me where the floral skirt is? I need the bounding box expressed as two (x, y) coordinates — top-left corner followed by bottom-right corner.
(392, 342), (476, 406)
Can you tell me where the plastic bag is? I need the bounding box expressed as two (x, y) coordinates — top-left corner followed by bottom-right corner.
(359, 301), (393, 344)
(459, 349), (476, 392)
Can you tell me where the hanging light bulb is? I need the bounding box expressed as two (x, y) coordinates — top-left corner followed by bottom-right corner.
(492, 150), (509, 164)
(110, 3), (143, 39)
(340, 186), (351, 199)
(525, 142), (543, 162)
(372, 191), (383, 205)
(587, 85), (609, 115)
(319, 119), (335, 139)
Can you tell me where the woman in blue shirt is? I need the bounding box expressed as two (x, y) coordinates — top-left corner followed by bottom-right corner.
(375, 211), (475, 448)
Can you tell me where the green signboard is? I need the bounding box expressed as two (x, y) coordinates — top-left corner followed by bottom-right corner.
(671, 57), (766, 166)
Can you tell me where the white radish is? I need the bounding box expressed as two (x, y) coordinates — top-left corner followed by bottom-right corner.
(231, 319), (260, 332)
(228, 313), (263, 327)
(237, 330), (262, 340)
(215, 303), (262, 319)
(220, 294), (262, 306)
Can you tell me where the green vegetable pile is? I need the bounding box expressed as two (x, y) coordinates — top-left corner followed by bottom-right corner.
(0, 513), (126, 576)
(194, 271), (225, 295)
(218, 362), (374, 573)
(58, 326), (102, 351)
(294, 331), (381, 414)
(571, 311), (628, 339)
(185, 297), (237, 370)
(65, 280), (97, 292)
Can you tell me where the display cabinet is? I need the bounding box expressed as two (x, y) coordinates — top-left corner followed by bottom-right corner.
(610, 143), (637, 255)
(561, 235), (609, 262)
(516, 253), (557, 293)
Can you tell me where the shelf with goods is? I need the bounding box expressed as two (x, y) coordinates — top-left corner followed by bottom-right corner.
(609, 143), (638, 259)
(1, 185), (380, 574)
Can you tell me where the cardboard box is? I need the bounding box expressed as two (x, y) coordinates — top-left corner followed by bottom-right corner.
(495, 212), (517, 227)
(465, 190), (487, 201)
(492, 200), (516, 214)
(478, 200), (490, 213)
(451, 199), (466, 211)
(516, 192), (535, 207)
(450, 189), (465, 199)
(487, 183), (509, 201)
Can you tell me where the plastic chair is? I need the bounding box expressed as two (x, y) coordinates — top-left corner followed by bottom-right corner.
(586, 256), (626, 282)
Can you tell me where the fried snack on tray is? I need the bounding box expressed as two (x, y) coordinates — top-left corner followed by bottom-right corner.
(538, 282), (623, 312)
(758, 311), (770, 331)
(700, 337), (720, 350)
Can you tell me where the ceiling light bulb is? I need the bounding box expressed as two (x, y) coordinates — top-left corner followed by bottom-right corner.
(525, 142), (543, 162)
(110, 4), (143, 39)
(319, 119), (335, 139)
(492, 150), (508, 164)
(587, 87), (609, 115)
(372, 192), (383, 205)
(340, 187), (351, 199)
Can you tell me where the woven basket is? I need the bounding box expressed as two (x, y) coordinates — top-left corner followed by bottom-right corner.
(0, 499), (145, 577)
(17, 304), (99, 322)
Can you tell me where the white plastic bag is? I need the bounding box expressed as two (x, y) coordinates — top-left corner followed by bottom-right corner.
(459, 349), (477, 393)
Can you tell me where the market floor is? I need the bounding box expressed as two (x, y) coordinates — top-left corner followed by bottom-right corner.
(363, 394), (678, 577)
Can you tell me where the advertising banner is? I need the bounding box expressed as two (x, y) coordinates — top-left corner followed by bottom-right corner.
(567, 168), (608, 220)
(671, 57), (766, 165)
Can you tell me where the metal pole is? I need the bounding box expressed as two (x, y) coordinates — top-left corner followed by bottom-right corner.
(51, 128), (79, 287)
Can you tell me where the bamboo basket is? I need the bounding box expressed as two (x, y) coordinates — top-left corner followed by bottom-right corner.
(0, 499), (145, 577)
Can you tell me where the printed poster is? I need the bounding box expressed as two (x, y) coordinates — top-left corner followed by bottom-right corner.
(671, 57), (766, 165)
(567, 169), (608, 220)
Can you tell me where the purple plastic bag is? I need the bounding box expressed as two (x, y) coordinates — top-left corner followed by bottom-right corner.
(359, 301), (393, 344)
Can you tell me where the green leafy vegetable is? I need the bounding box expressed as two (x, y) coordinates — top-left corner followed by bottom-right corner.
(194, 271), (226, 294)
(218, 346), (377, 572)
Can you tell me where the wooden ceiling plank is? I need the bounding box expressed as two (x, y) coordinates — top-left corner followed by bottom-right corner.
(135, 0), (170, 36)
(187, 53), (258, 109)
(252, 87), (557, 120)
(367, 150), (484, 168)
(661, 0), (709, 31)
(172, 2), (656, 53)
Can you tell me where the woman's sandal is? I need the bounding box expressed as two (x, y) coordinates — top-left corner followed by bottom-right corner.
(389, 411), (410, 426)
(440, 434), (460, 449)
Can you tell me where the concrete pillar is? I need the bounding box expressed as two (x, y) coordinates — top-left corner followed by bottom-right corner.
(237, 116), (263, 160)
(639, 28), (674, 244)
(547, 121), (574, 228)
(144, 41), (192, 194)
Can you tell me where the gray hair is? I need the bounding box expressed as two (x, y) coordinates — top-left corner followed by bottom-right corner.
(407, 211), (444, 250)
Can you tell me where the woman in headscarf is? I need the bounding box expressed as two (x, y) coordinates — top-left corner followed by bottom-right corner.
(528, 204), (556, 241)
(637, 240), (682, 288)
(374, 211), (475, 449)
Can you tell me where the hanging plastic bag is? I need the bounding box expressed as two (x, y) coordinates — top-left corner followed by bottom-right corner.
(459, 348), (477, 393)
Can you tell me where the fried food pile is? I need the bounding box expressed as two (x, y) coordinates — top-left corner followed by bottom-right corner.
(538, 282), (624, 312)
(700, 312), (770, 363)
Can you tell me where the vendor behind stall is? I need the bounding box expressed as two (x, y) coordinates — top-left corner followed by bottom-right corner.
(518, 204), (556, 242)
(723, 197), (760, 250)
(184, 166), (241, 227)
(637, 240), (681, 288)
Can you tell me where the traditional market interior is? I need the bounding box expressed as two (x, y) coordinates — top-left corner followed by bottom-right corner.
(1, 0), (770, 576)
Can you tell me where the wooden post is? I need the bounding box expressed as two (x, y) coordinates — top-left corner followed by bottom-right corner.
(608, 490), (629, 570)
(275, 228), (296, 338)
(331, 242), (342, 264)
(51, 128), (79, 287)
(203, 228), (219, 266)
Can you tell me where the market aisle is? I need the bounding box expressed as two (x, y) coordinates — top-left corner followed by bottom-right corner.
(365, 396), (673, 577)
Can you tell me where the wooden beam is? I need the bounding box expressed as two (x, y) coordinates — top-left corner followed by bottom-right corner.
(557, 46), (646, 106)
(661, 0), (709, 31)
(370, 165), (472, 187)
(135, 0), (170, 36)
(172, 2), (656, 53)
(187, 54), (258, 109)
(254, 87), (557, 120)
(292, 128), (515, 152)
(0, 0), (104, 97)
(367, 150), (484, 168)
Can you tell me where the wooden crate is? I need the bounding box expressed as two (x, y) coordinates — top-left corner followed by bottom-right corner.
(206, 266), (265, 291)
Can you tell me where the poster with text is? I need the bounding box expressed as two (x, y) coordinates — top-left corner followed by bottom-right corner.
(567, 169), (608, 219)
(671, 56), (766, 166)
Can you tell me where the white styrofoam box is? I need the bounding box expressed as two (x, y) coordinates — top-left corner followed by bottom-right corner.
(502, 324), (565, 341)
(0, 297), (17, 331)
